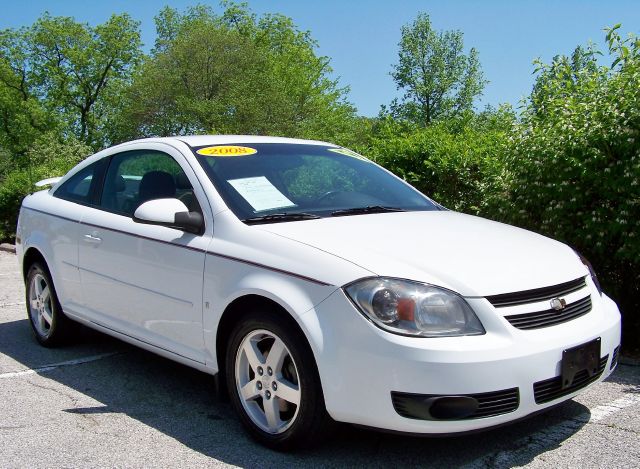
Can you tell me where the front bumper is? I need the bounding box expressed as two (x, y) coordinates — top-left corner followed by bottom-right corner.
(308, 288), (621, 433)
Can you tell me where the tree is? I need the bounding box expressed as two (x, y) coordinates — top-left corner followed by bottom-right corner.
(529, 44), (603, 116)
(0, 13), (141, 150)
(110, 3), (355, 143)
(0, 28), (54, 155)
(388, 13), (486, 126)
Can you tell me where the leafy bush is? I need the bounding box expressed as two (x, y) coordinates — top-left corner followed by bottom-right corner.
(364, 109), (513, 215)
(495, 27), (640, 350)
(0, 133), (90, 242)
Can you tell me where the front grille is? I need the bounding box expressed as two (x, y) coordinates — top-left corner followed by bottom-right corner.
(474, 388), (521, 418)
(533, 355), (608, 404)
(504, 295), (592, 330)
(611, 345), (620, 370)
(391, 387), (519, 420)
(486, 277), (587, 308)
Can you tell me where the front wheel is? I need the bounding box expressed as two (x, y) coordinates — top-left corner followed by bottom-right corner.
(225, 309), (332, 450)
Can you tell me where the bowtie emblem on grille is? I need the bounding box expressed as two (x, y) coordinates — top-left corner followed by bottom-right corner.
(550, 297), (567, 311)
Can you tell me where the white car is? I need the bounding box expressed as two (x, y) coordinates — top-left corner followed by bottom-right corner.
(16, 136), (621, 450)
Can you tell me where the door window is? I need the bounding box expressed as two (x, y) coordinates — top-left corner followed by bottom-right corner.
(100, 150), (200, 216)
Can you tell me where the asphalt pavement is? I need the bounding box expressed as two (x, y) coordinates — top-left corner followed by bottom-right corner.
(0, 250), (638, 468)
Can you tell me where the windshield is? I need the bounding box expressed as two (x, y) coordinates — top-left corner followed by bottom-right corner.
(193, 143), (438, 222)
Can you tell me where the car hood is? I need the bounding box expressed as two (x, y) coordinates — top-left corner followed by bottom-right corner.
(258, 211), (587, 297)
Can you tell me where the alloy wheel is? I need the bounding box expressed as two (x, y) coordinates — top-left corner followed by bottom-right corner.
(234, 329), (301, 434)
(28, 273), (53, 338)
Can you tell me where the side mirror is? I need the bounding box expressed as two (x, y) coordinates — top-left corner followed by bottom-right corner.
(133, 198), (204, 235)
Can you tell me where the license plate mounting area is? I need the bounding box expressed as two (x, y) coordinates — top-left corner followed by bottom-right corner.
(560, 337), (601, 389)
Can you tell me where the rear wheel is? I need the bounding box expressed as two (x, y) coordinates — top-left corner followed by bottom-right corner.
(225, 309), (332, 450)
(26, 262), (74, 347)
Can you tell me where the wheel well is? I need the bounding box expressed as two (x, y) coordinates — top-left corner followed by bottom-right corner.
(22, 247), (46, 281)
(215, 294), (307, 376)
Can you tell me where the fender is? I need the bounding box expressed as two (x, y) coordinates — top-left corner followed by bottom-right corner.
(203, 258), (339, 371)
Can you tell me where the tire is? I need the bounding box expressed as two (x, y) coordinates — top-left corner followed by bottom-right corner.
(25, 262), (75, 347)
(225, 308), (333, 451)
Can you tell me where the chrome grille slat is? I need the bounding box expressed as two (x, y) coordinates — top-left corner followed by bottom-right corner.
(486, 277), (587, 308)
(476, 396), (519, 406)
(485, 277), (593, 331)
(504, 296), (592, 330)
(504, 296), (591, 322)
(508, 308), (591, 329)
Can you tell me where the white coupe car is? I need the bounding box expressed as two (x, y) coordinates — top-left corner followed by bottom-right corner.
(16, 136), (621, 450)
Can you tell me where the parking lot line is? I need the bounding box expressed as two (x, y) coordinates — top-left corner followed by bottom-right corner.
(0, 352), (121, 379)
(463, 390), (640, 468)
(589, 393), (640, 422)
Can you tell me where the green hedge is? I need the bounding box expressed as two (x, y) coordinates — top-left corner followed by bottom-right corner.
(363, 111), (513, 215)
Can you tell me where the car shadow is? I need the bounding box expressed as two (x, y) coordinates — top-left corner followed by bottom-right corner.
(0, 318), (598, 468)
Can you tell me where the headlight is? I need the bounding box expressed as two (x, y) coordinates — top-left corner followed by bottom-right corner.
(575, 251), (602, 295)
(344, 278), (485, 337)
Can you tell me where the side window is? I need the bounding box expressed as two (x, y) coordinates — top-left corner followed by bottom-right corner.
(53, 160), (103, 205)
(100, 150), (200, 217)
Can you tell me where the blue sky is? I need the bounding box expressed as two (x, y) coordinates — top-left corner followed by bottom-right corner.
(2, 1), (639, 116)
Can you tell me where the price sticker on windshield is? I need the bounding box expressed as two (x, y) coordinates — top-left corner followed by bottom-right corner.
(197, 146), (257, 157)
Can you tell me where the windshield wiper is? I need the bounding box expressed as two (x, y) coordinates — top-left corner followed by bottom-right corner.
(243, 212), (321, 225)
(331, 205), (406, 217)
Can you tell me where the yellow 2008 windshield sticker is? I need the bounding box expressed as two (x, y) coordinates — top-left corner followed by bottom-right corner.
(328, 147), (370, 161)
(196, 146), (257, 157)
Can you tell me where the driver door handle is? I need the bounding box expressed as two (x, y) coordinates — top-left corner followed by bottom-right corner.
(83, 232), (102, 244)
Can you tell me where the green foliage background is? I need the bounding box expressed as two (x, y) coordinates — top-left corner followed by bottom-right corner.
(0, 133), (90, 239)
(0, 5), (637, 350)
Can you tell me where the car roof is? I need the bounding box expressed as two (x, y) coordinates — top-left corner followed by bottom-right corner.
(125, 135), (337, 148)
(59, 134), (340, 185)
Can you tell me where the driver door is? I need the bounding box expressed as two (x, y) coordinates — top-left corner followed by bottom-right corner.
(78, 147), (209, 363)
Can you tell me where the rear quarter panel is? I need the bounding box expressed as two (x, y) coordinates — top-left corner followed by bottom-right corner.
(19, 190), (87, 312)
